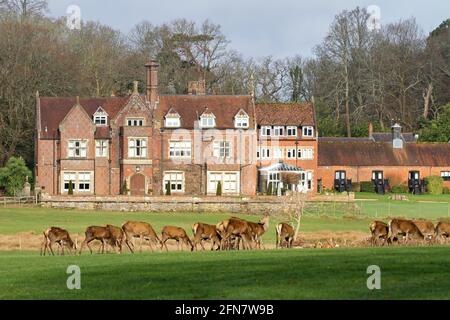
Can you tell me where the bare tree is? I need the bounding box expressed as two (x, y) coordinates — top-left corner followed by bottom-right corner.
(0, 0), (48, 20)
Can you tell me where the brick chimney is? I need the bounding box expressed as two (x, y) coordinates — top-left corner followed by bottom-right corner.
(145, 59), (159, 106)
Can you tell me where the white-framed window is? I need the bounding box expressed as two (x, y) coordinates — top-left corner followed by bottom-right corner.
(234, 116), (249, 128)
(261, 126), (272, 137)
(163, 171), (184, 193)
(62, 172), (91, 193)
(287, 126), (297, 137)
(213, 141), (231, 158)
(94, 115), (107, 125)
(286, 148), (297, 159)
(299, 171), (313, 190)
(208, 172), (239, 194)
(128, 138), (147, 158)
(302, 126), (314, 138)
(273, 147), (284, 159)
(127, 118), (144, 126)
(257, 147), (271, 159)
(169, 141), (191, 158)
(165, 116), (180, 128)
(298, 148), (314, 160)
(95, 140), (108, 158)
(200, 115), (216, 128)
(273, 126), (284, 137)
(63, 172), (76, 191)
(68, 140), (87, 158)
(441, 171), (450, 181)
(78, 172), (91, 192)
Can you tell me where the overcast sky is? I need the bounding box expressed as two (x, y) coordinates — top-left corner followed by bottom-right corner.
(47, 0), (449, 58)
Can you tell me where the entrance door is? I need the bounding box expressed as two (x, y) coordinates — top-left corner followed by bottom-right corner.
(372, 171), (385, 194)
(130, 174), (145, 196)
(408, 171), (421, 194)
(334, 171), (347, 192)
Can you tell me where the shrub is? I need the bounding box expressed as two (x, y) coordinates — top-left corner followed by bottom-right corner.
(443, 187), (450, 194)
(165, 181), (171, 196)
(68, 180), (74, 195)
(391, 184), (409, 194)
(425, 176), (444, 195)
(360, 181), (374, 193)
(0, 157), (32, 196)
(267, 182), (273, 196)
(350, 182), (361, 192)
(216, 181), (222, 196)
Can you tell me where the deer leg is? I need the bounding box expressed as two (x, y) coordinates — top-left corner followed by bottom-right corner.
(139, 236), (143, 253)
(147, 237), (155, 252)
(48, 242), (55, 256)
(86, 240), (94, 254)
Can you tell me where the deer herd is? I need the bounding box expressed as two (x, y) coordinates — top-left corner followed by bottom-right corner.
(39, 214), (450, 256)
(370, 218), (450, 246)
(40, 213), (293, 256)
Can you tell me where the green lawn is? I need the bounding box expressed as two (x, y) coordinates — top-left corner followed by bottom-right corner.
(1, 247), (450, 299)
(0, 206), (371, 241)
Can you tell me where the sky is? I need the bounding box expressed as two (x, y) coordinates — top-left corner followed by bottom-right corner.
(47, 0), (449, 59)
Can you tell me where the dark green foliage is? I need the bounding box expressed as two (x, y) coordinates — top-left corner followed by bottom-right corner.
(391, 184), (409, 194)
(425, 176), (444, 195)
(165, 181), (171, 196)
(360, 181), (374, 193)
(443, 187), (450, 195)
(216, 181), (222, 196)
(350, 182), (361, 192)
(0, 157), (32, 196)
(267, 182), (273, 196)
(420, 104), (450, 142)
(68, 180), (74, 195)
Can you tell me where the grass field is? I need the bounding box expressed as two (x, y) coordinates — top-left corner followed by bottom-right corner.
(1, 195), (450, 300)
(1, 247), (450, 299)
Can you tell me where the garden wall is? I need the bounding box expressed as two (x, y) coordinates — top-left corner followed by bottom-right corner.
(40, 193), (355, 214)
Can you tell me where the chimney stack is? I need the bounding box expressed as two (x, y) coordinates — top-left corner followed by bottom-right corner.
(391, 123), (403, 149)
(145, 59), (159, 106)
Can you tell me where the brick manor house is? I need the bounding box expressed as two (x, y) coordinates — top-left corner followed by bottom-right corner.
(35, 61), (450, 196)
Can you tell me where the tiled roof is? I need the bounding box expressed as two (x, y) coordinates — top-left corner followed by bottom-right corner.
(371, 132), (417, 143)
(156, 95), (255, 129)
(318, 141), (450, 167)
(39, 97), (128, 139)
(255, 103), (315, 126)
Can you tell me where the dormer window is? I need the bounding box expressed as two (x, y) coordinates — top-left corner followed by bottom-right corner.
(234, 110), (249, 129)
(93, 107), (108, 126)
(165, 108), (181, 128)
(200, 111), (216, 128)
(302, 126), (314, 138)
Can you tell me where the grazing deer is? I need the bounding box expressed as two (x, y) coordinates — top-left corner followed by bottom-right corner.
(369, 221), (390, 246)
(105, 224), (125, 254)
(122, 221), (161, 253)
(192, 223), (221, 251)
(219, 217), (253, 250)
(161, 226), (194, 252)
(435, 222), (450, 243)
(79, 226), (112, 254)
(413, 220), (435, 242)
(246, 213), (270, 249)
(388, 219), (424, 244)
(275, 222), (295, 249)
(41, 227), (76, 256)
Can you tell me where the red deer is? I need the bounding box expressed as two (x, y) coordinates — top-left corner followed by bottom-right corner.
(369, 221), (390, 246)
(435, 222), (450, 243)
(192, 223), (221, 251)
(219, 217), (253, 250)
(79, 226), (112, 254)
(388, 219), (424, 244)
(122, 221), (161, 253)
(161, 226), (194, 252)
(105, 224), (125, 254)
(413, 220), (435, 242)
(246, 213), (270, 249)
(41, 227), (76, 256)
(275, 222), (295, 249)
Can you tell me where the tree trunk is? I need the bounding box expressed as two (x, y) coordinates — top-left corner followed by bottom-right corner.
(423, 82), (433, 119)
